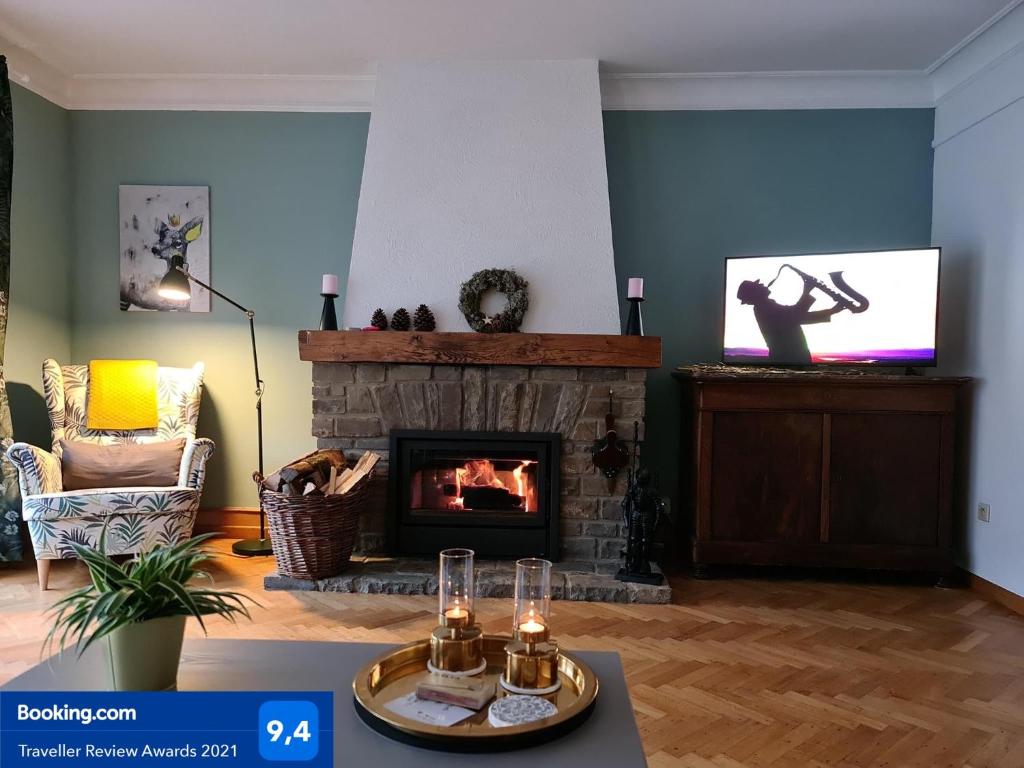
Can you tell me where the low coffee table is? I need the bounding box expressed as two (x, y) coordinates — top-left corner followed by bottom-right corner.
(3, 638), (647, 766)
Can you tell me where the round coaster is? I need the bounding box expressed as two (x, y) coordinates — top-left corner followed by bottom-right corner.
(426, 659), (488, 678)
(488, 695), (558, 728)
(499, 677), (562, 696)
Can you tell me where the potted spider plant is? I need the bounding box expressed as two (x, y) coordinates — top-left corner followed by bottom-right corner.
(45, 533), (256, 691)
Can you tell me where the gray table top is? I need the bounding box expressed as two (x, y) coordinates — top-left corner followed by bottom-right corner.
(3, 638), (647, 767)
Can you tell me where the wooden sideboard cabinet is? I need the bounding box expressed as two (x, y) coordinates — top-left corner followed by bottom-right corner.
(673, 367), (970, 575)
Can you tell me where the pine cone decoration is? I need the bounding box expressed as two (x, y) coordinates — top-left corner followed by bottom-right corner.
(390, 307), (411, 331)
(413, 304), (436, 331)
(490, 313), (512, 333)
(370, 308), (388, 330)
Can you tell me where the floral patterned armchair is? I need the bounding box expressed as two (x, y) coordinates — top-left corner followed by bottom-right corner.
(5, 360), (214, 589)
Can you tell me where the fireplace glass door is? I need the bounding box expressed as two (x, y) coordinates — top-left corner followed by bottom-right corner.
(389, 431), (560, 558)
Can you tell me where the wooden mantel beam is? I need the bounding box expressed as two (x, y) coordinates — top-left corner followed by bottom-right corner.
(298, 331), (662, 368)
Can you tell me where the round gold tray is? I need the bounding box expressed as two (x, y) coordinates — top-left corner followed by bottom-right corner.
(352, 635), (599, 752)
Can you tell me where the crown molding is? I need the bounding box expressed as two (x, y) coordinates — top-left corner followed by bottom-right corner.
(931, 45), (1024, 147)
(0, 28), (376, 111)
(929, 1), (1024, 147)
(1, 32), (72, 107)
(599, 71), (933, 110)
(926, 0), (1024, 76)
(63, 73), (376, 112)
(929, 0), (1024, 100)
(13, 68), (934, 112)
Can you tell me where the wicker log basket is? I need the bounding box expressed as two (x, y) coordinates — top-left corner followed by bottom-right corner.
(255, 468), (373, 580)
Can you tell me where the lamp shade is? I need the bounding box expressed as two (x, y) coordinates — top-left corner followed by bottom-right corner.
(158, 260), (191, 302)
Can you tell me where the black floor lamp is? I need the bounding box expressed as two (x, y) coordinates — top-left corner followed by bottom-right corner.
(158, 256), (273, 556)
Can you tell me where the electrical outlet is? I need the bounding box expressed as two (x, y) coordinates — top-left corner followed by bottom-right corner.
(977, 502), (991, 523)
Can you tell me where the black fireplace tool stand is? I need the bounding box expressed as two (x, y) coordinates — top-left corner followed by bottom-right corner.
(615, 421), (666, 586)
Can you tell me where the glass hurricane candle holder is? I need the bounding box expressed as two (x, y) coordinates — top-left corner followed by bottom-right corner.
(513, 558), (552, 644)
(439, 548), (475, 627)
(503, 558), (560, 694)
(430, 549), (485, 676)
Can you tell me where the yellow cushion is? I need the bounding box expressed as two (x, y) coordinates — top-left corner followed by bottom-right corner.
(87, 360), (159, 430)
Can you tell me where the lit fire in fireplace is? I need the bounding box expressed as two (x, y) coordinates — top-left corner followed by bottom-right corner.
(398, 434), (557, 556)
(447, 459), (536, 512)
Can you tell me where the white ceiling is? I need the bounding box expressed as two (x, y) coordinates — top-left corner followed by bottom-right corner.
(0, 0), (1015, 76)
(0, 0), (1019, 110)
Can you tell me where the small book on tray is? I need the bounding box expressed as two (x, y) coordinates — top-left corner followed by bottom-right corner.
(415, 674), (496, 711)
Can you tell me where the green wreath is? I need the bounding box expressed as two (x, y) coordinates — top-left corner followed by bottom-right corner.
(458, 268), (529, 333)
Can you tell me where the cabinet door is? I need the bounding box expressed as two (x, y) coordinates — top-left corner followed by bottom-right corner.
(828, 413), (942, 547)
(708, 412), (823, 543)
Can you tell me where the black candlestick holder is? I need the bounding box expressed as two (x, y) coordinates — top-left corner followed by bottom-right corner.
(624, 297), (644, 336)
(320, 293), (339, 331)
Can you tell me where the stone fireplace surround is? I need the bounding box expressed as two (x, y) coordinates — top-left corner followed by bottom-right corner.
(264, 332), (670, 603)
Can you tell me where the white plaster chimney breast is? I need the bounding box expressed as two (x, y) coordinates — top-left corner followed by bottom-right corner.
(343, 59), (620, 333)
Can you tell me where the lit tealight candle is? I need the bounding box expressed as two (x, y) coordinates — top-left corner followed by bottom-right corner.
(517, 605), (548, 640)
(443, 593), (471, 626)
(321, 273), (339, 295)
(518, 617), (546, 633)
(627, 277), (644, 299)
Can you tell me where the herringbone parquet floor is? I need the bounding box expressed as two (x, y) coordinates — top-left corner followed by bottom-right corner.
(3, 543), (1024, 767)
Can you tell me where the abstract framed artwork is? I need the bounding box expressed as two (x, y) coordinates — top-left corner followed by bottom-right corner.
(119, 185), (211, 312)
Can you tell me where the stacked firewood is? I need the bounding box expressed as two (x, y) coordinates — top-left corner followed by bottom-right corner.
(262, 450), (380, 497)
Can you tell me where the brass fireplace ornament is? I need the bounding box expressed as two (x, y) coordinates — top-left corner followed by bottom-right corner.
(503, 558), (561, 694)
(430, 548), (486, 676)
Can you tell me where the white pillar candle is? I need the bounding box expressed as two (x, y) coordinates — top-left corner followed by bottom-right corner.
(321, 274), (339, 295)
(627, 277), (644, 299)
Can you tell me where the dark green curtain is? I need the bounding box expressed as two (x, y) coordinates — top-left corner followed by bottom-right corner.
(0, 56), (20, 562)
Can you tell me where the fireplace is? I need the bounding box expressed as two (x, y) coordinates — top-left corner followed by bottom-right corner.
(388, 430), (560, 559)
(282, 347), (670, 602)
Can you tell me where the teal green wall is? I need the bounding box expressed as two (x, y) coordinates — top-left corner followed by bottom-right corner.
(603, 109), (935, 518)
(70, 111), (369, 508)
(7, 97), (935, 516)
(7, 84), (73, 448)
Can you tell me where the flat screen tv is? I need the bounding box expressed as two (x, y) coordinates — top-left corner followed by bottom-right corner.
(723, 248), (940, 366)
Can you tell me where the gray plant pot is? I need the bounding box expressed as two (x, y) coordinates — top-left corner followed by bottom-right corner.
(106, 615), (186, 691)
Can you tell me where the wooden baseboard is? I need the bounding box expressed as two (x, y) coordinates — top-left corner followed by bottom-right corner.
(968, 571), (1024, 616)
(194, 507), (261, 540)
